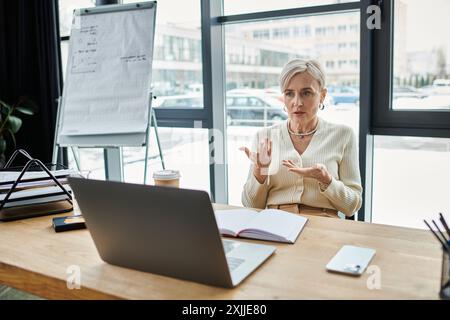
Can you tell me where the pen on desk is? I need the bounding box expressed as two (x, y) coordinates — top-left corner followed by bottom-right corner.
(424, 220), (450, 252)
(439, 212), (450, 239)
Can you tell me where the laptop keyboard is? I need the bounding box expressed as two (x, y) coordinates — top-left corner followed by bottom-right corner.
(223, 240), (245, 271)
(227, 257), (245, 271)
(223, 240), (236, 254)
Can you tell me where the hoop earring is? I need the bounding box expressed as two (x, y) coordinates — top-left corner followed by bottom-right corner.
(319, 103), (325, 111)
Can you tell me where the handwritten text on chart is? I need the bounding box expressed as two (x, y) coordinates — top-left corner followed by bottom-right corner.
(120, 55), (147, 63)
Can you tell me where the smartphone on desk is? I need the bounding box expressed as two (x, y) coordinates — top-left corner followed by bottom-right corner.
(326, 245), (376, 276)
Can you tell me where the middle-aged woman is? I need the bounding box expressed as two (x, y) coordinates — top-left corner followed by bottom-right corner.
(240, 59), (362, 218)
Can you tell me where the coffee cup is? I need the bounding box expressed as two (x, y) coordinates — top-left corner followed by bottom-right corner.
(153, 169), (180, 188)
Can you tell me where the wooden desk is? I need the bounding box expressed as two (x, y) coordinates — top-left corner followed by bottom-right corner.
(0, 203), (442, 299)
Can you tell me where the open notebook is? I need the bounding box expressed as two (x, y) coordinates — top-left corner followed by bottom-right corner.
(214, 208), (308, 244)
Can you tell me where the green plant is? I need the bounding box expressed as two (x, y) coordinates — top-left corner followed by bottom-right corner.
(0, 97), (37, 156)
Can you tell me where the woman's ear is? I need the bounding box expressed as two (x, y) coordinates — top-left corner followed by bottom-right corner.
(320, 87), (328, 103)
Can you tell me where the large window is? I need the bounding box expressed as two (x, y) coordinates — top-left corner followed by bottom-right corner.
(373, 136), (450, 229)
(132, 2), (202, 104)
(369, 0), (450, 227)
(372, 0), (450, 134)
(392, 0), (450, 111)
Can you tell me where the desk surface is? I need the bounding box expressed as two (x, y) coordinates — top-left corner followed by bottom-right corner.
(0, 203), (442, 299)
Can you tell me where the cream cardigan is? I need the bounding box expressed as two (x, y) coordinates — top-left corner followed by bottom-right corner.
(241, 117), (362, 217)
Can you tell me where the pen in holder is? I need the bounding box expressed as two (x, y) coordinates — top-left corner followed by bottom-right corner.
(423, 214), (450, 299)
(441, 245), (450, 300)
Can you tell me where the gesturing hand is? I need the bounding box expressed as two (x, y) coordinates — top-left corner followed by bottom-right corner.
(282, 160), (332, 185)
(240, 138), (272, 181)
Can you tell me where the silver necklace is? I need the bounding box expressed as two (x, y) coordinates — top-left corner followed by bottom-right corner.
(287, 120), (318, 139)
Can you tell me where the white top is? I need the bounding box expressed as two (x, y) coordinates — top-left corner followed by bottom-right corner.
(241, 118), (362, 217)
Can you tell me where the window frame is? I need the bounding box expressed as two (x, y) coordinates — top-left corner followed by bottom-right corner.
(372, 0), (450, 138)
(212, 0), (368, 216)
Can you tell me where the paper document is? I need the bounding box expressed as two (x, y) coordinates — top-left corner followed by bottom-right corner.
(0, 186), (72, 202)
(0, 169), (77, 184)
(0, 178), (69, 192)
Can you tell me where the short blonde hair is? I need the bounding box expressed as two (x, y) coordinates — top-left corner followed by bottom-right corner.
(279, 59), (326, 92)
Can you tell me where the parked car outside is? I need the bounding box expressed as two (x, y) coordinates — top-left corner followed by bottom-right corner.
(154, 91), (288, 126)
(326, 85), (359, 105)
(419, 85), (439, 96)
(263, 86), (284, 102)
(432, 79), (450, 94)
(226, 91), (288, 125)
(421, 95), (450, 109)
(153, 94), (203, 109)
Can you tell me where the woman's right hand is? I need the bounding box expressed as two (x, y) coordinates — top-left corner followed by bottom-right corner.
(240, 138), (272, 183)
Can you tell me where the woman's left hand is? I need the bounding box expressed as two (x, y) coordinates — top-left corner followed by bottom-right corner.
(282, 160), (332, 185)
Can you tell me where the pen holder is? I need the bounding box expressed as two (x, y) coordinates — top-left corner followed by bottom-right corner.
(440, 247), (450, 300)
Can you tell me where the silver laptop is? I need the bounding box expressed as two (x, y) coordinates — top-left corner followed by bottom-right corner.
(68, 177), (276, 288)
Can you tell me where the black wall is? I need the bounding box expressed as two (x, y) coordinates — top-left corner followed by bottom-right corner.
(0, 0), (62, 164)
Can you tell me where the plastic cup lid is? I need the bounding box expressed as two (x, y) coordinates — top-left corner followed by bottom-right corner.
(153, 169), (180, 180)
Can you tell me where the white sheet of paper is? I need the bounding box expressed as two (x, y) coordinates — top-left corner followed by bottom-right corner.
(0, 185), (72, 202)
(0, 169), (77, 183)
(244, 209), (307, 242)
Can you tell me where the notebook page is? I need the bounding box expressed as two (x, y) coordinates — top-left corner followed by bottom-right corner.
(215, 209), (258, 236)
(243, 209), (308, 243)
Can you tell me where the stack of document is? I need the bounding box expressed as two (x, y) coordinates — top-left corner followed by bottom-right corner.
(0, 169), (76, 192)
(0, 185), (72, 208)
(0, 169), (80, 221)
